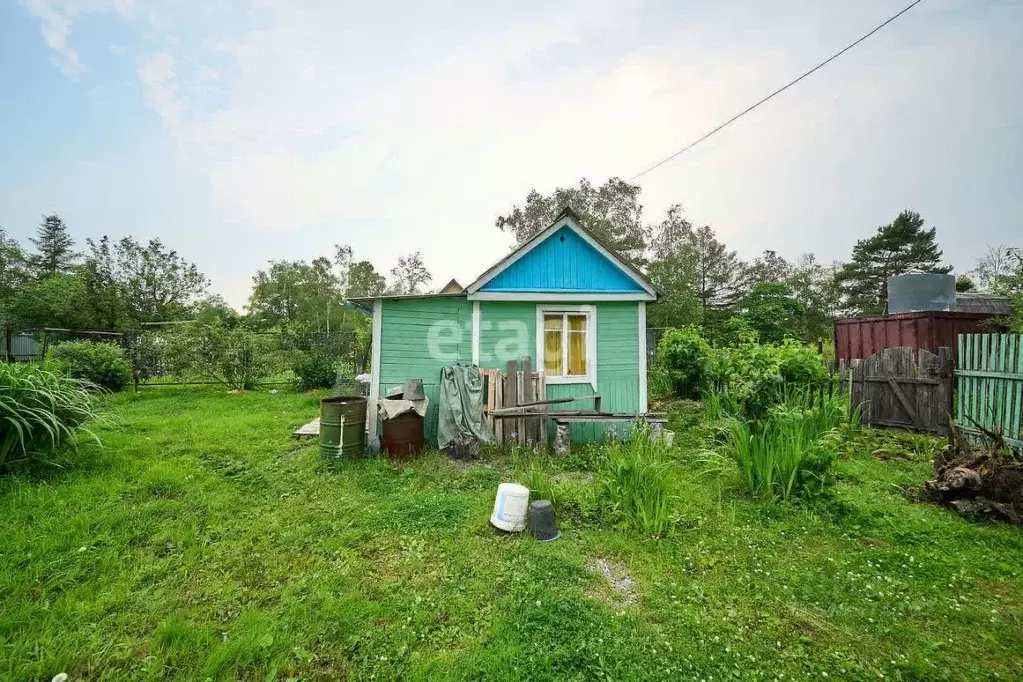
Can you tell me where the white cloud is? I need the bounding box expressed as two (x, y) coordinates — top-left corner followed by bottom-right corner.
(22, 0), (84, 76)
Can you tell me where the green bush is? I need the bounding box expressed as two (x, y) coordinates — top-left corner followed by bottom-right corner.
(656, 327), (713, 399)
(164, 322), (275, 390)
(0, 362), (100, 469)
(50, 341), (132, 392)
(293, 350), (340, 390)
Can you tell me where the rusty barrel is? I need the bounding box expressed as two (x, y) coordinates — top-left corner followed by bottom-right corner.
(319, 396), (367, 460)
(382, 412), (424, 460)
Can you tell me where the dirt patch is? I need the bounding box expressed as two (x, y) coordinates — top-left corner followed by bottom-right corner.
(587, 557), (637, 605)
(926, 426), (1023, 525)
(226, 389), (252, 395)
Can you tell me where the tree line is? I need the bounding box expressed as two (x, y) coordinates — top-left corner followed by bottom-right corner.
(3, 185), (1021, 343)
(495, 177), (1023, 342)
(0, 215), (435, 337)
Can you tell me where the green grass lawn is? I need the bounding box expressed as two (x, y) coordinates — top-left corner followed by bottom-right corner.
(1, 389), (1021, 681)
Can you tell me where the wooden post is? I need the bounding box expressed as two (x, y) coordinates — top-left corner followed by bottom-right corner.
(522, 356), (539, 443)
(4, 320), (11, 363)
(504, 360), (518, 445)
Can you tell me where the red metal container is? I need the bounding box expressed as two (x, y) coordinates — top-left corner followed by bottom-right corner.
(381, 412), (425, 460)
(833, 312), (1000, 367)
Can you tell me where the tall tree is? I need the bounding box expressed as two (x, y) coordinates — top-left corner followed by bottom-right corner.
(646, 205), (702, 327)
(29, 214), (78, 278)
(693, 225), (744, 311)
(81, 236), (123, 329)
(971, 244), (1023, 295)
(346, 260), (386, 299)
(785, 253), (842, 341)
(740, 282), (806, 344)
(114, 237), (208, 324)
(0, 227), (28, 314)
(835, 210), (951, 315)
(495, 177), (648, 265)
(389, 251), (432, 295)
(744, 250), (792, 287)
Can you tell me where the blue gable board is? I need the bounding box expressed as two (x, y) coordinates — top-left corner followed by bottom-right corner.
(481, 226), (645, 293)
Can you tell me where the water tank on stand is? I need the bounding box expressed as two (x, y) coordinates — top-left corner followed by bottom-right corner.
(887, 274), (957, 314)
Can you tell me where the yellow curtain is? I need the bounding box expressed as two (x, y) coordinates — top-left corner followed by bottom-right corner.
(567, 315), (586, 376)
(544, 316), (563, 374)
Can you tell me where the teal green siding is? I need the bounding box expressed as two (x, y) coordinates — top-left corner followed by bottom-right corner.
(378, 297), (472, 444)
(478, 301), (535, 370)
(376, 298), (642, 445)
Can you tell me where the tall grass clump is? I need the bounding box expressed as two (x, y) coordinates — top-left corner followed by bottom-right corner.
(727, 391), (850, 502)
(597, 427), (676, 536)
(0, 362), (101, 470)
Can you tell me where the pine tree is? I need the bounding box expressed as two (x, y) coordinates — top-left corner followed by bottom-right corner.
(29, 214), (79, 278)
(835, 210), (951, 314)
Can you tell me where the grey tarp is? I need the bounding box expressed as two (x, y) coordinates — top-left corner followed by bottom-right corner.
(437, 365), (494, 449)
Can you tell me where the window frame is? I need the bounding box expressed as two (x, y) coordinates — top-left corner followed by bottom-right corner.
(535, 304), (596, 386)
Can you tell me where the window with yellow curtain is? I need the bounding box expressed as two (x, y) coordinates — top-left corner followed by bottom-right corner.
(566, 314), (586, 376)
(542, 311), (588, 378)
(543, 315), (563, 375)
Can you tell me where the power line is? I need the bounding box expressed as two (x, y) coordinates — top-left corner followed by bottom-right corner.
(630, 0), (926, 181)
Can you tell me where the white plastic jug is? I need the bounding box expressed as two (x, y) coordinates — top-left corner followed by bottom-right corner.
(490, 483), (530, 532)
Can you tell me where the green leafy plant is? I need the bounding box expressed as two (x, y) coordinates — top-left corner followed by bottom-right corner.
(727, 391), (848, 502)
(49, 341), (132, 392)
(0, 362), (100, 469)
(656, 327), (714, 399)
(596, 427), (676, 536)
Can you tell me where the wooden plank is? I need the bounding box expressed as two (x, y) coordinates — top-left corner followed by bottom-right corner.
(957, 334), (965, 424)
(999, 334), (1011, 437)
(494, 371), (504, 444)
(862, 376), (941, 385)
(1012, 336), (1023, 443)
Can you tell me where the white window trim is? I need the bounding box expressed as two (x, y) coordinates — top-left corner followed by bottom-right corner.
(535, 304), (597, 387)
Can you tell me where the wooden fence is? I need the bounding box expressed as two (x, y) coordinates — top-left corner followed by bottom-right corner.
(956, 334), (1023, 450)
(480, 359), (546, 446)
(849, 346), (954, 435)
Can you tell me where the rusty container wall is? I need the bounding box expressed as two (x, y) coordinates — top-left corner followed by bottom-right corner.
(381, 412), (425, 460)
(834, 312), (998, 367)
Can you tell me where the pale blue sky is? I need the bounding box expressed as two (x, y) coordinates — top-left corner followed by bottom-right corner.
(2, 0), (1020, 307)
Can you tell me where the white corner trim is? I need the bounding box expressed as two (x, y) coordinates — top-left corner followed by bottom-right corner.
(469, 291), (655, 302)
(367, 299), (383, 450)
(534, 304), (597, 389)
(638, 301), (648, 414)
(466, 216), (656, 297)
(471, 300), (480, 366)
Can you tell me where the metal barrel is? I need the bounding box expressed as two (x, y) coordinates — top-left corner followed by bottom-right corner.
(381, 412), (424, 460)
(319, 396), (368, 460)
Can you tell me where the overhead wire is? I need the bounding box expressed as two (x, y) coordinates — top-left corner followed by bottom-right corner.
(629, 0), (926, 181)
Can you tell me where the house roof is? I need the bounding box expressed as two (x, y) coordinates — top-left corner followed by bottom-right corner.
(438, 278), (464, 294)
(345, 206), (660, 307)
(465, 206), (659, 298)
(955, 292), (1013, 315)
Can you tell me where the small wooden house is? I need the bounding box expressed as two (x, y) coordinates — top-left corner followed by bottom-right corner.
(348, 207), (660, 447)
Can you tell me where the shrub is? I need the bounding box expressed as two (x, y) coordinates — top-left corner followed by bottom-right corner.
(165, 322), (275, 390)
(596, 427), (676, 536)
(656, 327), (713, 399)
(292, 350), (339, 390)
(49, 341), (132, 392)
(0, 362), (100, 469)
(727, 391), (846, 502)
